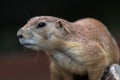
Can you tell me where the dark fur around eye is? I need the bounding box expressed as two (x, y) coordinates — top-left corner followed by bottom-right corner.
(37, 22), (46, 28)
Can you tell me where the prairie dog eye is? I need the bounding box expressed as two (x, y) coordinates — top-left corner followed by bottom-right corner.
(37, 22), (46, 28)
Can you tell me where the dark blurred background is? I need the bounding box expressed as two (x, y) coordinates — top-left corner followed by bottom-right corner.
(0, 0), (120, 80)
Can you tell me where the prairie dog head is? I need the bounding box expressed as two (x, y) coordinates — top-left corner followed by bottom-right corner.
(17, 16), (71, 51)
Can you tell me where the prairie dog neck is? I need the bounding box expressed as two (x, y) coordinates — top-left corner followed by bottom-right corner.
(48, 41), (86, 74)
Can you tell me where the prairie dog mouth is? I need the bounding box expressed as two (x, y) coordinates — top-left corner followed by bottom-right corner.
(19, 38), (37, 47)
(23, 43), (35, 46)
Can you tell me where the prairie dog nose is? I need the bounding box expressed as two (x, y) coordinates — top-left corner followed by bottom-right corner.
(17, 34), (23, 38)
(17, 28), (33, 39)
(17, 28), (24, 38)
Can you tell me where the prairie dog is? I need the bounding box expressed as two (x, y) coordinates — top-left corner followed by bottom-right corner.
(17, 16), (120, 80)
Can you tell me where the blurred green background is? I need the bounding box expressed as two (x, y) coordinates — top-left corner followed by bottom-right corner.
(0, 0), (120, 54)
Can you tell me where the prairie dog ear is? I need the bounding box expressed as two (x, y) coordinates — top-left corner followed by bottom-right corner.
(56, 20), (71, 33)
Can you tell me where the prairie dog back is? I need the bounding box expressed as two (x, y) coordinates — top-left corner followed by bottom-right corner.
(72, 18), (120, 63)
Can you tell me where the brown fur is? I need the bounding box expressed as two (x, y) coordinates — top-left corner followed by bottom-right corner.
(17, 16), (120, 80)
